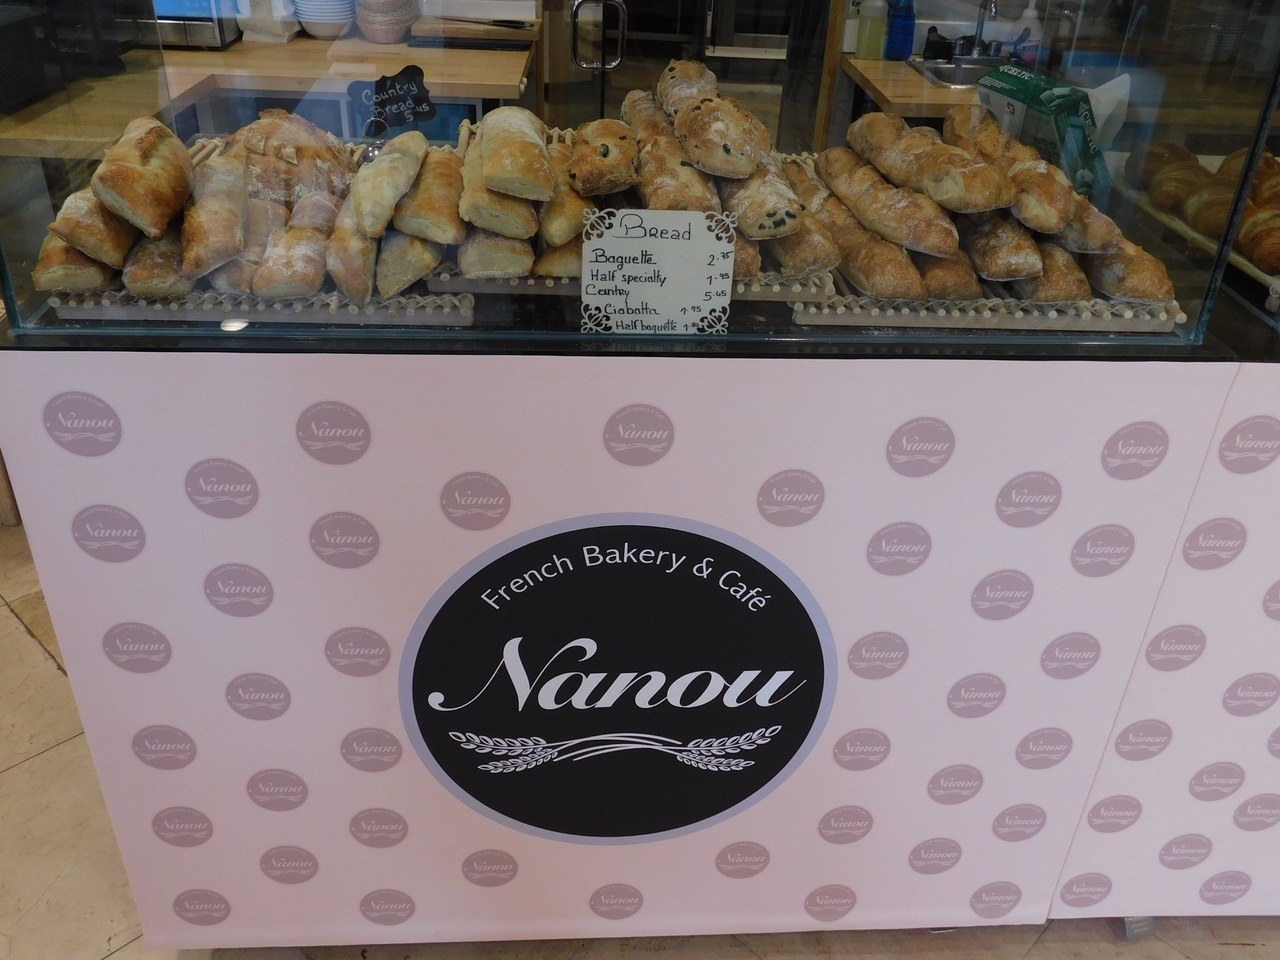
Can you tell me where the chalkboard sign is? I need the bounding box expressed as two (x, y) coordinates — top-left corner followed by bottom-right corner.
(348, 65), (438, 139)
(580, 210), (737, 335)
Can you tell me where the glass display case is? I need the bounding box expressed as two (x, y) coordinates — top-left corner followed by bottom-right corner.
(0, 0), (1276, 348)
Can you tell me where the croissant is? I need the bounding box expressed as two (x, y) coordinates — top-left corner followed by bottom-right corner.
(1148, 160), (1211, 213)
(1182, 177), (1244, 238)
(1124, 141), (1196, 190)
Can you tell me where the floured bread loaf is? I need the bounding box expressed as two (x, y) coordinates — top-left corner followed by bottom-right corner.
(393, 148), (467, 246)
(91, 117), (193, 240)
(124, 231), (194, 298)
(479, 106), (555, 201)
(32, 233), (118, 292)
(49, 188), (139, 270)
(251, 192), (340, 298)
(459, 131), (539, 239)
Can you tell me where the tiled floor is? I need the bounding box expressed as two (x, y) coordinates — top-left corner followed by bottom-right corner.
(2, 521), (1279, 960)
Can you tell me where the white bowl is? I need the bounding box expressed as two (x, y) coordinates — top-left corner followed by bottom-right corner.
(300, 17), (354, 36)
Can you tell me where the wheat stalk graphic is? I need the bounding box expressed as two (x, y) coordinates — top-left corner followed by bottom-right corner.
(449, 726), (782, 773)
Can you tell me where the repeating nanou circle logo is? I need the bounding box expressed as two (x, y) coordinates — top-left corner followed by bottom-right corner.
(400, 514), (835, 843)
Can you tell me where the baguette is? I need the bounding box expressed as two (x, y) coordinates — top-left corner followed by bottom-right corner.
(458, 130), (539, 239)
(532, 235), (584, 278)
(911, 252), (982, 300)
(764, 212), (841, 280)
(620, 90), (676, 144)
(48, 188), (139, 270)
(251, 193), (340, 298)
(1004, 158), (1075, 234)
(813, 147), (958, 257)
(1011, 241), (1090, 302)
(846, 113), (909, 160)
(375, 231), (442, 298)
(391, 148), (467, 245)
(1084, 240), (1174, 302)
(327, 194), (378, 305)
(853, 123), (1016, 213)
(123, 231), (194, 298)
(540, 142), (597, 249)
(181, 153), (249, 279)
(1057, 196), (1123, 253)
(957, 211), (1043, 281)
(209, 198), (288, 295)
(781, 157), (925, 299)
(31, 233), (118, 292)
(458, 227), (534, 279)
(733, 232), (761, 279)
(569, 119), (640, 196)
(718, 155), (802, 239)
(90, 117), (193, 240)
(479, 106), (555, 201)
(350, 131), (428, 238)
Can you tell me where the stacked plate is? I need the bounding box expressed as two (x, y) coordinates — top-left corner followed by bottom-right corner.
(295, 0), (355, 38)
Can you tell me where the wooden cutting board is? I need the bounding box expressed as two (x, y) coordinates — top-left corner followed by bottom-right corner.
(410, 14), (540, 40)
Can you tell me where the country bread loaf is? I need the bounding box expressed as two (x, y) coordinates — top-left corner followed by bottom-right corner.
(49, 188), (139, 270)
(392, 148), (468, 245)
(479, 106), (555, 201)
(90, 117), (193, 240)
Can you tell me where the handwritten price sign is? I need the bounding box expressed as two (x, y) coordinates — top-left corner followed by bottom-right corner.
(580, 210), (736, 335)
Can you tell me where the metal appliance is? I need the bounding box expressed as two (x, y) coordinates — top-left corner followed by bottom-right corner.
(144, 0), (240, 48)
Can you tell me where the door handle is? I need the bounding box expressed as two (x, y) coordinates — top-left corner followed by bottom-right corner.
(571, 0), (627, 69)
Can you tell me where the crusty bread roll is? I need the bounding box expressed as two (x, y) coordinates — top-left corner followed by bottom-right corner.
(458, 227), (534, 279)
(1149, 160), (1212, 213)
(814, 147), (958, 257)
(569, 119), (640, 196)
(957, 210), (1043, 281)
(123, 231), (194, 299)
(251, 193), (339, 298)
(621, 90), (676, 144)
(479, 106), (555, 201)
(733, 232), (761, 279)
(375, 231), (442, 298)
(851, 122), (1016, 213)
(351, 131), (428, 238)
(655, 60), (718, 117)
(635, 137), (722, 214)
(1057, 196), (1123, 253)
(540, 143), (596, 249)
(49, 188), (139, 270)
(674, 94), (770, 180)
(1084, 240), (1175, 302)
(32, 233), (118, 292)
(781, 158), (926, 300)
(532, 235), (584, 278)
(1004, 158), (1075, 234)
(181, 153), (249, 280)
(1011, 241), (1090, 302)
(1125, 141), (1197, 190)
(209, 198), (288, 295)
(847, 113), (910, 160)
(393, 148), (467, 245)
(764, 212), (840, 280)
(328, 194), (378, 305)
(459, 130), (539, 239)
(719, 156), (803, 239)
(91, 118), (193, 240)
(911, 252), (982, 300)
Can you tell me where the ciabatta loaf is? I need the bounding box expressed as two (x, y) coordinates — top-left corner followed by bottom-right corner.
(479, 106), (555, 201)
(91, 117), (193, 240)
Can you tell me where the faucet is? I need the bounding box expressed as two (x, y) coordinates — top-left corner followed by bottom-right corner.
(973, 0), (998, 55)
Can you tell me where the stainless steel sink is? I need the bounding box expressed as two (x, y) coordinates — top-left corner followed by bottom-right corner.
(907, 58), (1001, 88)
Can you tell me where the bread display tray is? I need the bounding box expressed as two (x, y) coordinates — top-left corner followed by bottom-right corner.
(798, 273), (1184, 333)
(1114, 179), (1280, 313)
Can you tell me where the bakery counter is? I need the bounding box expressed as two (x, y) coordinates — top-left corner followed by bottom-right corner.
(840, 57), (979, 121)
(0, 37), (532, 161)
